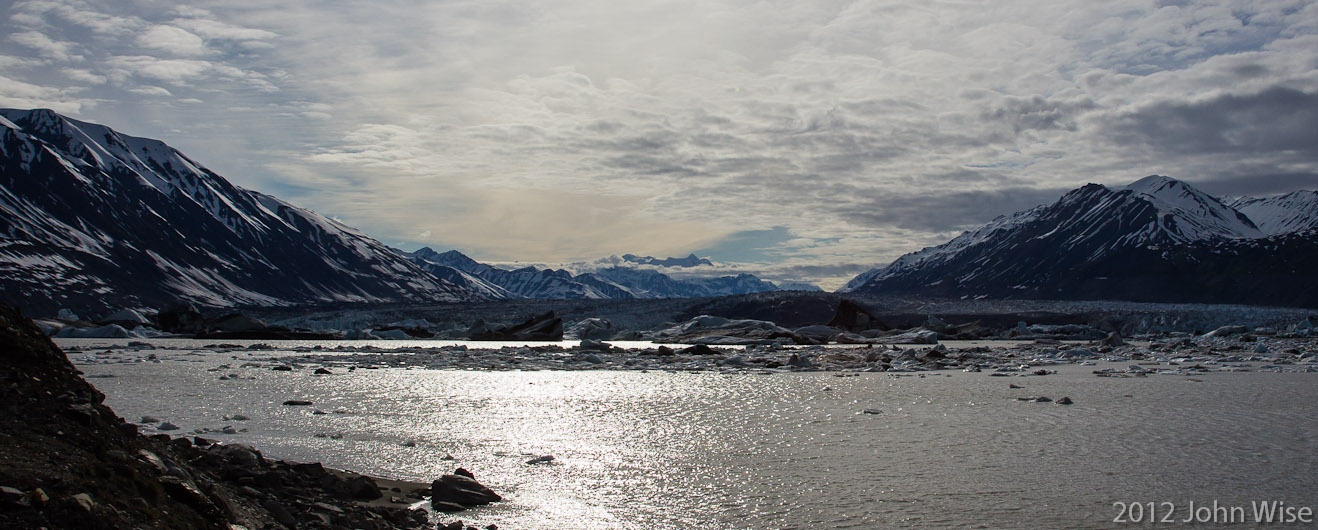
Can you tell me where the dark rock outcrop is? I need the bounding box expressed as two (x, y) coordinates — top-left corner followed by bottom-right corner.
(0, 302), (429, 529)
(429, 471), (502, 513)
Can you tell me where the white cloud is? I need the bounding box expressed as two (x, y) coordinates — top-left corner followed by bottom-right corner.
(2, 0), (1316, 289)
(127, 85), (173, 97)
(61, 67), (105, 84)
(135, 25), (207, 56)
(10, 30), (82, 61)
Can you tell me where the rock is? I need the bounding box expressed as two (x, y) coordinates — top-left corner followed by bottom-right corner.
(344, 475), (383, 500)
(157, 421), (180, 431)
(1056, 396), (1074, 405)
(826, 300), (888, 331)
(580, 353), (604, 364)
(579, 339), (611, 352)
(431, 472), (502, 508)
(271, 365), (293, 371)
(525, 455), (555, 465)
(721, 355), (746, 367)
(0, 487), (24, 506)
(1254, 343), (1270, 353)
(57, 308), (80, 321)
(137, 449), (169, 474)
(212, 443), (264, 469)
(1100, 331), (1126, 347)
(861, 409), (882, 415)
(282, 400), (313, 406)
(261, 499), (298, 528)
(29, 488), (49, 505)
(678, 344), (719, 356)
(314, 367), (333, 375)
(140, 415), (161, 423)
(70, 492), (95, 512)
(787, 353), (813, 368)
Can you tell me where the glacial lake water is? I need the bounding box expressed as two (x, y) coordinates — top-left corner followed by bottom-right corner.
(64, 339), (1318, 529)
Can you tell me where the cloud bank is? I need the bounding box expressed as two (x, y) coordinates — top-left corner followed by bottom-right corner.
(3, 0), (1317, 289)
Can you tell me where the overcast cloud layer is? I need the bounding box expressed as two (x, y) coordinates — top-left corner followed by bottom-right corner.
(3, 0), (1317, 289)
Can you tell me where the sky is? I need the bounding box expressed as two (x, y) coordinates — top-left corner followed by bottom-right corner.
(2, 0), (1317, 290)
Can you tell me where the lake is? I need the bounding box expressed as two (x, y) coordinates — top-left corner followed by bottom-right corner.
(66, 339), (1318, 529)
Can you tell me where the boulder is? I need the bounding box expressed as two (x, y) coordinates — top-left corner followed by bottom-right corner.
(1100, 331), (1125, 347)
(430, 472), (501, 510)
(343, 475), (382, 500)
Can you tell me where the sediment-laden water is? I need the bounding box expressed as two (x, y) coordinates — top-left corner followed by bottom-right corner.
(66, 339), (1318, 529)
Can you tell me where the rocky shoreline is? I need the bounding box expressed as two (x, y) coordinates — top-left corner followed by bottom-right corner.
(0, 303), (502, 530)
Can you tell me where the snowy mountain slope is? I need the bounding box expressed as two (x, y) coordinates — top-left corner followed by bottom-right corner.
(842, 176), (1318, 306)
(410, 248), (793, 300)
(1123, 175), (1261, 240)
(1230, 190), (1318, 235)
(411, 248), (628, 299)
(0, 108), (479, 315)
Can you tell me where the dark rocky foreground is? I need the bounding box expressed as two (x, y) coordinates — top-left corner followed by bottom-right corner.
(0, 303), (501, 530)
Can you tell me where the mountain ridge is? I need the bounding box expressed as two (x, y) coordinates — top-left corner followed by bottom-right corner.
(0, 108), (483, 315)
(843, 176), (1318, 307)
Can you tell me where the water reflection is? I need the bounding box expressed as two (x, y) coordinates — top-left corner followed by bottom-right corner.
(78, 356), (1318, 530)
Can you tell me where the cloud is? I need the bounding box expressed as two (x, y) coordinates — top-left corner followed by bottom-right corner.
(136, 25), (207, 56)
(3, 0), (1317, 290)
(10, 30), (82, 61)
(1103, 87), (1318, 156)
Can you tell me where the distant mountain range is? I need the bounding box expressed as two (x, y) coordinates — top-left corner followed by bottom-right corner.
(406, 248), (816, 299)
(0, 108), (482, 315)
(620, 253), (713, 267)
(842, 176), (1318, 307)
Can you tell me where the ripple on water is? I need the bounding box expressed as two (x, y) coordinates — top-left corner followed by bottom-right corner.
(75, 354), (1318, 530)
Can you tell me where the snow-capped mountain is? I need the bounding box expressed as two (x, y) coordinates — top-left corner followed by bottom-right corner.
(1230, 190), (1318, 235)
(409, 248), (631, 299)
(620, 253), (713, 268)
(842, 176), (1318, 306)
(409, 248), (798, 299)
(0, 108), (481, 315)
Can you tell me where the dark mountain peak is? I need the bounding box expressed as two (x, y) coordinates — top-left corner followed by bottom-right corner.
(844, 174), (1317, 306)
(0, 109), (480, 314)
